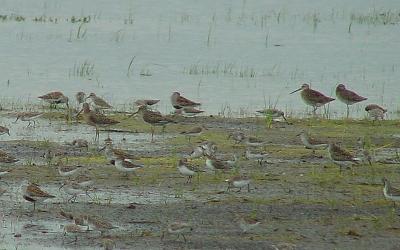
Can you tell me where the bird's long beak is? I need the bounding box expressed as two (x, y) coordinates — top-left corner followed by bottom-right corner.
(7, 131), (10, 136)
(14, 116), (20, 123)
(59, 183), (66, 190)
(98, 146), (106, 152)
(290, 88), (302, 94)
(76, 108), (83, 117)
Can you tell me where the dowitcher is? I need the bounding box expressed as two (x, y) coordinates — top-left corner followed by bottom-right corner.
(256, 108), (291, 124)
(78, 103), (119, 141)
(170, 92), (201, 109)
(298, 131), (328, 154)
(0, 126), (10, 136)
(131, 105), (176, 142)
(328, 143), (359, 172)
(177, 158), (201, 183)
(290, 84), (335, 115)
(174, 107), (204, 117)
(382, 177), (400, 208)
(365, 104), (387, 121)
(336, 84), (367, 118)
(38, 91), (69, 109)
(161, 222), (193, 242)
(14, 112), (43, 127)
(226, 175), (251, 192)
(21, 180), (55, 211)
(86, 93), (112, 111)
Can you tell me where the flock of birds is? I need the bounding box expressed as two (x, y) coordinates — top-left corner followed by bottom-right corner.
(0, 83), (397, 247)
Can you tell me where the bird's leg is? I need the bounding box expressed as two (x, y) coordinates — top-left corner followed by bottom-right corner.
(27, 121), (31, 127)
(312, 106), (317, 116)
(33, 202), (36, 211)
(248, 184), (250, 192)
(151, 126), (155, 143)
(182, 234), (187, 243)
(346, 105), (350, 119)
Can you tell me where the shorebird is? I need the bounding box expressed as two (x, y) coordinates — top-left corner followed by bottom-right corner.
(382, 177), (400, 208)
(170, 92), (201, 109)
(131, 105), (176, 142)
(328, 143), (359, 173)
(111, 159), (144, 177)
(75, 92), (86, 105)
(174, 107), (204, 117)
(86, 93), (112, 111)
(244, 136), (266, 147)
(226, 175), (251, 192)
(14, 112), (43, 127)
(256, 108), (291, 124)
(59, 181), (87, 202)
(135, 99), (160, 107)
(180, 125), (207, 142)
(71, 139), (89, 150)
(161, 221), (193, 242)
(290, 84), (335, 115)
(365, 104), (387, 121)
(298, 131), (328, 154)
(177, 158), (201, 183)
(62, 223), (87, 244)
(0, 150), (18, 164)
(101, 137), (138, 161)
(38, 91), (69, 109)
(21, 181), (55, 211)
(356, 137), (372, 166)
(0, 126), (10, 136)
(245, 149), (268, 166)
(237, 215), (261, 233)
(78, 103), (119, 141)
(228, 131), (246, 144)
(58, 165), (84, 177)
(204, 154), (231, 172)
(87, 216), (117, 235)
(336, 84), (367, 118)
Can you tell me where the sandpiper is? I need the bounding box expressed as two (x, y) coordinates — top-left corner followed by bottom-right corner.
(87, 216), (117, 235)
(0, 150), (18, 163)
(180, 125), (207, 142)
(290, 84), (335, 115)
(256, 108), (291, 124)
(86, 93), (112, 111)
(356, 137), (372, 166)
(71, 139), (89, 150)
(59, 181), (87, 202)
(365, 104), (387, 121)
(21, 181), (55, 211)
(78, 103), (120, 141)
(177, 158), (201, 183)
(101, 137), (138, 161)
(38, 91), (69, 109)
(131, 105), (176, 142)
(245, 148), (268, 166)
(189, 141), (217, 158)
(244, 136), (266, 147)
(298, 131), (328, 154)
(226, 175), (251, 192)
(382, 177), (400, 208)
(0, 126), (10, 136)
(170, 92), (201, 109)
(111, 159), (144, 177)
(62, 223), (87, 244)
(161, 221), (193, 242)
(228, 131), (246, 144)
(328, 143), (359, 172)
(58, 165), (84, 177)
(336, 84), (367, 118)
(174, 107), (204, 117)
(135, 99), (160, 107)
(238, 215), (261, 233)
(204, 154), (231, 172)
(14, 112), (43, 127)
(75, 92), (86, 105)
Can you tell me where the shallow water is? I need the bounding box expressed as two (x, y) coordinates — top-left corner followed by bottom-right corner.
(0, 0), (398, 117)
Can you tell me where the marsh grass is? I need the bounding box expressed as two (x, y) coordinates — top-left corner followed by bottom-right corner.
(69, 60), (95, 78)
(184, 63), (256, 78)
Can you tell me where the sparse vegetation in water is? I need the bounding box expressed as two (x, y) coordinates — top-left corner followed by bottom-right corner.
(183, 62), (257, 78)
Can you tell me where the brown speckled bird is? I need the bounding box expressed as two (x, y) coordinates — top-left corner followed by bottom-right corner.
(382, 177), (400, 208)
(336, 84), (367, 118)
(0, 150), (18, 163)
(86, 93), (112, 110)
(0, 126), (10, 136)
(135, 99), (160, 107)
(328, 143), (359, 173)
(78, 103), (119, 141)
(170, 92), (201, 109)
(365, 104), (387, 121)
(132, 105), (176, 142)
(38, 91), (69, 109)
(22, 181), (55, 211)
(291, 84), (335, 115)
